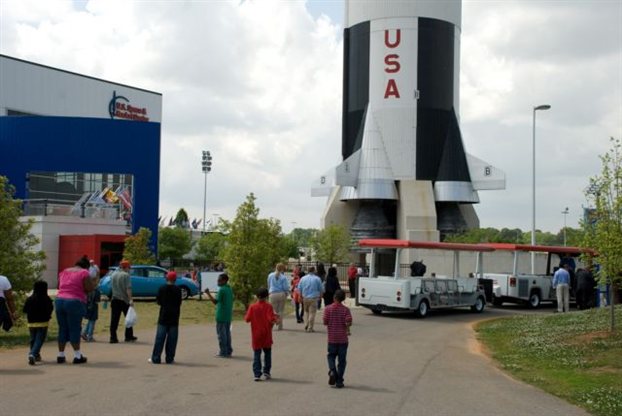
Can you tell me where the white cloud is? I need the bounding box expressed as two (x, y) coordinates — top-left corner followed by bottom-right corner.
(1, 0), (620, 234)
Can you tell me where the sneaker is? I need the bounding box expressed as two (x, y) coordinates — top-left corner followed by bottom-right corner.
(81, 333), (88, 341)
(328, 370), (336, 386)
(263, 373), (271, 380)
(148, 358), (161, 364)
(35, 354), (42, 362)
(254, 376), (262, 382)
(57, 356), (66, 364)
(214, 354), (227, 358)
(109, 339), (119, 344)
(73, 356), (87, 364)
(335, 383), (345, 388)
(28, 355), (35, 366)
(125, 336), (138, 342)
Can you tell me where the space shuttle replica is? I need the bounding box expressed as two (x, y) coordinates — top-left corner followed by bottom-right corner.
(312, 0), (505, 248)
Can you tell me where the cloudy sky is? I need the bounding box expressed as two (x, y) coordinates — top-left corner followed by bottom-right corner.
(1, 0), (621, 234)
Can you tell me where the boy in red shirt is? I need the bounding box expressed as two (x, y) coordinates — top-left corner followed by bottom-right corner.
(244, 287), (279, 381)
(323, 289), (352, 388)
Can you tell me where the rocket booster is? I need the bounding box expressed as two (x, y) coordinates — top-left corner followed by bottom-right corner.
(313, 0), (504, 204)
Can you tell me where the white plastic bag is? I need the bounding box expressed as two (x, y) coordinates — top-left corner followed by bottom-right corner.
(125, 306), (137, 328)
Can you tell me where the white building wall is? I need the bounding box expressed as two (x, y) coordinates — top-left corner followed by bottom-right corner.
(22, 216), (127, 287)
(0, 55), (161, 121)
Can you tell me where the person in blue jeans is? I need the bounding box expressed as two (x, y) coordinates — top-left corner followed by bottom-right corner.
(23, 281), (54, 365)
(205, 273), (234, 357)
(81, 287), (101, 342)
(150, 271), (182, 364)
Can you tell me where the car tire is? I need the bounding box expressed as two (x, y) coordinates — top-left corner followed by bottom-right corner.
(492, 295), (503, 307)
(414, 300), (429, 318)
(180, 286), (190, 300)
(528, 291), (541, 309)
(371, 308), (382, 315)
(471, 296), (486, 313)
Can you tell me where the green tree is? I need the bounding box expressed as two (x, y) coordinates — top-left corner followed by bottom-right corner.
(0, 176), (46, 292)
(158, 227), (193, 264)
(282, 234), (301, 259)
(311, 224), (352, 264)
(123, 227), (156, 264)
(289, 228), (317, 247)
(582, 137), (622, 331)
(195, 232), (227, 264)
(174, 208), (189, 228)
(223, 193), (285, 309)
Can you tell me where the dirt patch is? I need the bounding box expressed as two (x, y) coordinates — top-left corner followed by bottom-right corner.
(587, 366), (622, 375)
(570, 331), (614, 345)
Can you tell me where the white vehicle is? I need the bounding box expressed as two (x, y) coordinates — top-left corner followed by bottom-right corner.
(484, 244), (596, 308)
(357, 239), (493, 318)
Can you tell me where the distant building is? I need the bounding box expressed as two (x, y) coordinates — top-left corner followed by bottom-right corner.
(0, 55), (162, 286)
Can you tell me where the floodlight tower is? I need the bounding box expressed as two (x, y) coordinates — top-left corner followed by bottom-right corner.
(201, 150), (212, 233)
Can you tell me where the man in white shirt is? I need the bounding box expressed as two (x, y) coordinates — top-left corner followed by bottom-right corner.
(0, 274), (17, 330)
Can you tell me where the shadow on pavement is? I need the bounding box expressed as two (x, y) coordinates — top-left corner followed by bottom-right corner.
(86, 361), (133, 369)
(341, 384), (393, 393)
(226, 356), (252, 362)
(0, 368), (45, 375)
(266, 378), (312, 384)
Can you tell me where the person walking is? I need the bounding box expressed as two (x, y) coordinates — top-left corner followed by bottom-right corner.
(205, 273), (234, 357)
(575, 267), (596, 310)
(149, 271), (182, 364)
(323, 266), (342, 307)
(244, 287), (279, 381)
(298, 266), (324, 332)
(0, 274), (17, 332)
(23, 280), (54, 365)
(323, 289), (352, 388)
(316, 263), (326, 309)
(553, 262), (572, 313)
(56, 256), (97, 364)
(347, 263), (358, 299)
(291, 265), (304, 323)
(268, 263), (289, 330)
(81, 285), (101, 342)
(109, 260), (136, 343)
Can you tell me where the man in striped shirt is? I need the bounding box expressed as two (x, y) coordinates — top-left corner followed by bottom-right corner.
(323, 289), (352, 388)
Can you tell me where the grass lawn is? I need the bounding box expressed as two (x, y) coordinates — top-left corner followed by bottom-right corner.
(0, 296), (251, 349)
(476, 306), (622, 416)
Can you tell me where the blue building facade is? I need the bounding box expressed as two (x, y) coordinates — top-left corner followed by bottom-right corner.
(0, 116), (161, 250)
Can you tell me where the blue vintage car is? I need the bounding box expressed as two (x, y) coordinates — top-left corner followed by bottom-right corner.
(99, 265), (200, 299)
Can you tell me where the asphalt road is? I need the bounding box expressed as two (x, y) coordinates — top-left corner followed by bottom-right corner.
(0, 302), (588, 416)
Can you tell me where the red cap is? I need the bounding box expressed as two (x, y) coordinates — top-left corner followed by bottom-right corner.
(120, 260), (130, 268)
(166, 271), (177, 281)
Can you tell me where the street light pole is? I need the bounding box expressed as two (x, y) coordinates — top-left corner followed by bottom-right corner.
(562, 207), (569, 246)
(201, 151), (213, 233)
(531, 104), (551, 274)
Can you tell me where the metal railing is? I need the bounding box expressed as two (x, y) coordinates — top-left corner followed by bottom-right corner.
(22, 198), (122, 220)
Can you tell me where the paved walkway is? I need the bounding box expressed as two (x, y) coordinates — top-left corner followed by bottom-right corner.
(0, 305), (588, 416)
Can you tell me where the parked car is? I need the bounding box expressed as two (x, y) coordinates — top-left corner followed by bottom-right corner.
(99, 265), (200, 299)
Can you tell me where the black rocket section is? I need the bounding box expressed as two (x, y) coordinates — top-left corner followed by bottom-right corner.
(342, 21), (370, 160)
(416, 18), (470, 183)
(436, 109), (471, 182)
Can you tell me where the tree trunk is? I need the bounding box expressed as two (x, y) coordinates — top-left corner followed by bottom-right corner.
(609, 282), (617, 332)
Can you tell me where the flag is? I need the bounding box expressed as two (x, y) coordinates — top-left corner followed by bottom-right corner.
(191, 218), (198, 229)
(168, 217), (174, 226)
(104, 188), (119, 204)
(86, 190), (106, 205)
(117, 186), (132, 210)
(195, 219), (202, 228)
